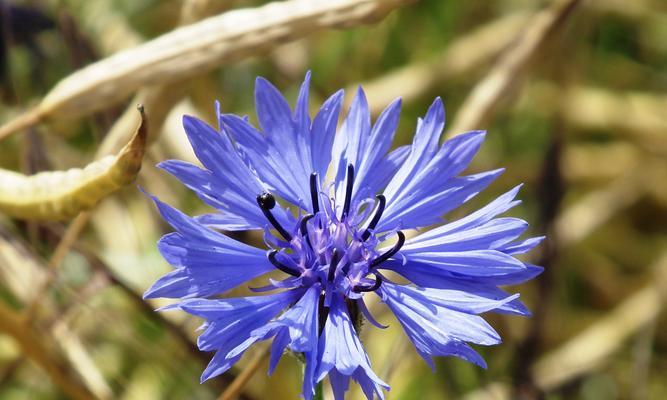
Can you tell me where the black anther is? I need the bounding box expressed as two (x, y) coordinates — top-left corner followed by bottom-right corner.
(257, 192), (276, 209)
(310, 173), (320, 214)
(342, 164), (355, 218)
(369, 231), (405, 269)
(256, 192), (292, 241)
(300, 214), (313, 237)
(300, 214), (314, 249)
(327, 249), (341, 283)
(268, 250), (300, 277)
(361, 194), (386, 241)
(353, 273), (383, 293)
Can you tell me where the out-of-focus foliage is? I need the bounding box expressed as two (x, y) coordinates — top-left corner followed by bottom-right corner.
(0, 0), (666, 399)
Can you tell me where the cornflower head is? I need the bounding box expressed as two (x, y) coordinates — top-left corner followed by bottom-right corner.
(144, 72), (543, 399)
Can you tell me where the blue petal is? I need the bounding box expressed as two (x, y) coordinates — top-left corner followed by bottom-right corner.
(500, 236), (545, 255)
(316, 295), (389, 400)
(332, 88), (372, 202)
(243, 284), (320, 353)
(410, 185), (523, 241)
(365, 145), (410, 196)
(310, 89), (344, 181)
(159, 159), (285, 230)
(247, 76), (312, 205)
(332, 88), (404, 209)
(329, 369), (351, 400)
(404, 217), (528, 253)
(194, 212), (264, 231)
(221, 113), (307, 207)
(342, 96), (403, 203)
(413, 286), (520, 315)
(176, 289), (301, 382)
(382, 98), (448, 193)
(294, 71), (312, 137)
(380, 282), (501, 369)
(383, 260), (532, 315)
(378, 168), (502, 231)
(224, 285), (321, 398)
(396, 249), (526, 277)
(174, 115), (275, 229)
(143, 197), (273, 299)
(380, 98), (491, 229)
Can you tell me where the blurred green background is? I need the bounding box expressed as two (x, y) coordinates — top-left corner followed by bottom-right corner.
(1, 0), (666, 399)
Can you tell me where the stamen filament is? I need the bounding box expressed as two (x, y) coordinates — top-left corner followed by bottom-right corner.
(256, 192), (292, 241)
(361, 194), (386, 241)
(268, 250), (301, 277)
(300, 214), (314, 249)
(370, 231), (405, 269)
(327, 249), (341, 283)
(342, 164), (354, 219)
(309, 173), (320, 214)
(353, 273), (383, 293)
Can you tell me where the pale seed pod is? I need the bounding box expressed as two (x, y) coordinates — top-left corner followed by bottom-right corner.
(0, 107), (147, 220)
(0, 0), (413, 140)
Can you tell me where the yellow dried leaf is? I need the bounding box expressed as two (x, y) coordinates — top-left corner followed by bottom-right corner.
(0, 107), (147, 221)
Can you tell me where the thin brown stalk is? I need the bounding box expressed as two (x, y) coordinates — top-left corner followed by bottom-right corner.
(446, 0), (581, 138)
(359, 11), (530, 115)
(0, 302), (99, 400)
(0, 0), (414, 141)
(218, 346), (270, 400)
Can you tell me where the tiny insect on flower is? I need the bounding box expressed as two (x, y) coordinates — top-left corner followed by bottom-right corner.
(144, 72), (543, 399)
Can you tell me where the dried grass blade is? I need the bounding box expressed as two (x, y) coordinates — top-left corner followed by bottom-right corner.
(0, 0), (414, 140)
(446, 0), (581, 137)
(0, 302), (99, 400)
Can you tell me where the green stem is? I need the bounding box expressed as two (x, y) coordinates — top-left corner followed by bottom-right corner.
(314, 381), (324, 400)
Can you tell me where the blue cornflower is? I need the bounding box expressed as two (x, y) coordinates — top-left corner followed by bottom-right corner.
(144, 72), (543, 399)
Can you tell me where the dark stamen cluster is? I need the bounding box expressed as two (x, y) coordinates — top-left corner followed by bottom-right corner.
(256, 163), (405, 295)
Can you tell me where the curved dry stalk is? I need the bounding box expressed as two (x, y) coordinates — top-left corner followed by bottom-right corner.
(58, 0), (143, 55)
(218, 346), (270, 400)
(0, 0), (413, 141)
(446, 0), (581, 138)
(93, 0), (233, 157)
(464, 252), (667, 400)
(0, 107), (147, 220)
(0, 302), (99, 400)
(524, 83), (667, 138)
(555, 166), (648, 247)
(359, 10), (530, 115)
(532, 251), (667, 391)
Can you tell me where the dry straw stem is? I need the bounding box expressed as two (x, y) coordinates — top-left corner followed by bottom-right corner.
(0, 223), (230, 396)
(532, 251), (667, 391)
(96, 0), (230, 157)
(465, 251), (667, 400)
(22, 211), (92, 320)
(0, 229), (100, 395)
(0, 302), (99, 400)
(359, 10), (530, 115)
(554, 166), (651, 247)
(445, 0), (581, 138)
(52, 316), (114, 399)
(218, 346), (270, 400)
(563, 142), (640, 182)
(525, 83), (667, 139)
(0, 107), (147, 220)
(0, 227), (49, 303)
(0, 0), (414, 141)
(58, 0), (143, 55)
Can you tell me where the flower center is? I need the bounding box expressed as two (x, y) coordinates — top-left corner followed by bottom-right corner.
(255, 164), (404, 296)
